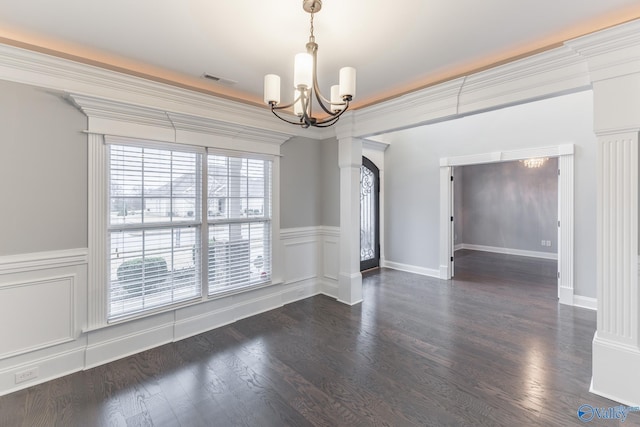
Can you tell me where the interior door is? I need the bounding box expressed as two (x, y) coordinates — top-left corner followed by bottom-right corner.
(361, 156), (380, 271)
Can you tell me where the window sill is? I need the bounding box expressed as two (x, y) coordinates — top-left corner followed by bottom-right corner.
(82, 279), (284, 333)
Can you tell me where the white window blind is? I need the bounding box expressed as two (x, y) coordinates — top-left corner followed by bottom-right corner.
(105, 141), (273, 321)
(207, 155), (272, 293)
(108, 144), (202, 319)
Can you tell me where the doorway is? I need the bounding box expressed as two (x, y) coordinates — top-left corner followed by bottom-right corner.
(439, 145), (575, 305)
(452, 158), (559, 272)
(361, 156), (380, 271)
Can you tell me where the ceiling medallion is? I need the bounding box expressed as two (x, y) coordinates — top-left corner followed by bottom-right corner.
(263, 0), (356, 128)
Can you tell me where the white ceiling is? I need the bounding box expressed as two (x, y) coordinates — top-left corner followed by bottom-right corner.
(1, 1), (639, 109)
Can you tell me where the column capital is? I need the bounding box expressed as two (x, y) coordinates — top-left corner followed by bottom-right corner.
(338, 136), (363, 169)
(592, 72), (640, 134)
(333, 111), (356, 140)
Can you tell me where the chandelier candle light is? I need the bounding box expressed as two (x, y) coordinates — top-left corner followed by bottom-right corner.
(264, 0), (356, 128)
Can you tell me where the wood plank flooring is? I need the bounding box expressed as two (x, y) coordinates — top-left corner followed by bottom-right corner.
(1, 250), (635, 426)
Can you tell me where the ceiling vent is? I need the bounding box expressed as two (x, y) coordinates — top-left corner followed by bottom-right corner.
(201, 73), (237, 86)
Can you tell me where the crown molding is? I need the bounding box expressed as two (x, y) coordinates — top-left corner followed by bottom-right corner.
(566, 19), (640, 82)
(352, 78), (465, 138)
(68, 93), (291, 153)
(2, 19), (640, 142)
(349, 19), (640, 139)
(0, 43), (319, 141)
(352, 44), (593, 139)
(458, 45), (591, 114)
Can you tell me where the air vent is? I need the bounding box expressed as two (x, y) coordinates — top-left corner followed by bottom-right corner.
(201, 73), (238, 85)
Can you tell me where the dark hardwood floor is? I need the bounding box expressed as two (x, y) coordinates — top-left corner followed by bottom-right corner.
(1, 250), (635, 426)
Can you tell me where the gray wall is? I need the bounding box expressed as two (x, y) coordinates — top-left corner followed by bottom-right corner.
(455, 159), (558, 253)
(0, 80), (335, 254)
(280, 136), (322, 228)
(384, 90), (597, 297)
(0, 80), (87, 256)
(280, 135), (340, 229)
(320, 137), (340, 227)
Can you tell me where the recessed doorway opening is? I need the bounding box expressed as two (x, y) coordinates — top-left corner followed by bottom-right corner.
(439, 145), (575, 305)
(452, 158), (559, 290)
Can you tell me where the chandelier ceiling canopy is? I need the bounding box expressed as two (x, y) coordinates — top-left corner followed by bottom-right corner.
(263, 0), (356, 128)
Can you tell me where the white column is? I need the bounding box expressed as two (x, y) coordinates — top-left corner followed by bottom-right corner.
(87, 133), (108, 330)
(439, 166), (453, 279)
(591, 74), (640, 406)
(338, 136), (363, 305)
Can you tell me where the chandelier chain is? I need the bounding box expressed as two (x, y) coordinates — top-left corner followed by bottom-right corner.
(309, 11), (315, 42)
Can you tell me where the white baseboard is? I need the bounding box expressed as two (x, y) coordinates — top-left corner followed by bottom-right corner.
(573, 295), (597, 311)
(319, 279), (338, 299)
(383, 260), (440, 278)
(0, 347), (85, 396)
(591, 334), (640, 407)
(455, 243), (558, 260)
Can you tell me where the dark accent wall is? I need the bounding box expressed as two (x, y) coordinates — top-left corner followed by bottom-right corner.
(456, 159), (558, 253)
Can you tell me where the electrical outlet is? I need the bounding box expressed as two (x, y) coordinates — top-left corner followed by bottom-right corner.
(547, 240), (552, 246)
(15, 367), (38, 384)
(541, 240), (546, 246)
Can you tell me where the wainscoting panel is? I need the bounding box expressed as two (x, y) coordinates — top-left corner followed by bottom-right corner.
(0, 275), (75, 360)
(320, 227), (340, 298)
(283, 238), (318, 284)
(0, 249), (87, 395)
(1, 228), (339, 396)
(322, 227), (339, 281)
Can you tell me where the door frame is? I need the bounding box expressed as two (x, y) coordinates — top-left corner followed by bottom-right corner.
(361, 156), (380, 271)
(439, 144), (575, 305)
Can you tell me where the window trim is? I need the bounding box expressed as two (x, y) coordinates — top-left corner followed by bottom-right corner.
(87, 133), (280, 330)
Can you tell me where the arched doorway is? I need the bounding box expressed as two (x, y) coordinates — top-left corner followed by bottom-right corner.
(361, 156), (380, 271)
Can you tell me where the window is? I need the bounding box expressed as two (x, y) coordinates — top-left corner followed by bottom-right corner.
(206, 155), (272, 293)
(108, 143), (203, 319)
(106, 140), (272, 320)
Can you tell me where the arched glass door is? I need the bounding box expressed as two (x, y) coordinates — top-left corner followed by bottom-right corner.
(361, 156), (380, 271)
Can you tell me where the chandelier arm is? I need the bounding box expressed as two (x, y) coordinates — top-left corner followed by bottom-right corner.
(308, 46), (339, 116)
(270, 88), (304, 111)
(270, 106), (306, 127)
(312, 75), (335, 108)
(297, 88), (316, 128)
(312, 99), (350, 126)
(314, 85), (340, 116)
(314, 115), (342, 127)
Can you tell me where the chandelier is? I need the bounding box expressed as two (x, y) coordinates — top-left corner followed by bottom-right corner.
(263, 0), (356, 128)
(520, 157), (549, 168)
